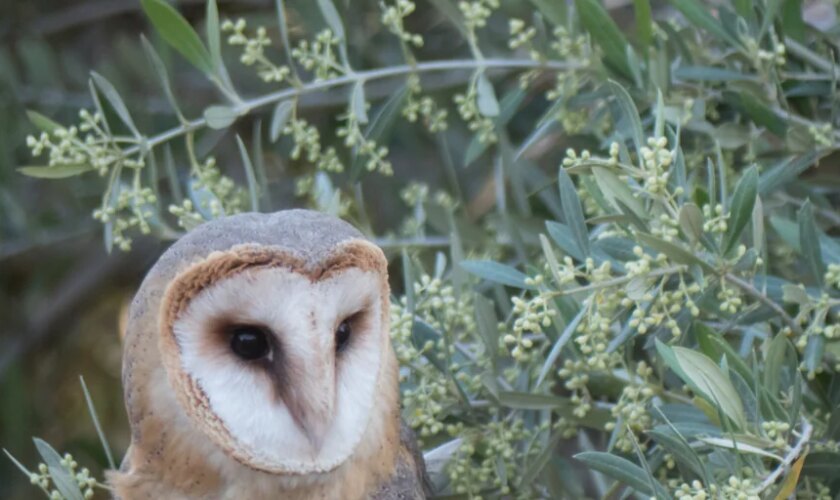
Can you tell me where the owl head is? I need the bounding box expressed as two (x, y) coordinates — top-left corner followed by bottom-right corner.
(123, 210), (395, 477)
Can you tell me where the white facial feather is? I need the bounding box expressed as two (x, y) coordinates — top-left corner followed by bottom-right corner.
(172, 266), (384, 473)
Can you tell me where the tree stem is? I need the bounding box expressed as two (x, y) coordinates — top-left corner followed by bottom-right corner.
(122, 58), (583, 157)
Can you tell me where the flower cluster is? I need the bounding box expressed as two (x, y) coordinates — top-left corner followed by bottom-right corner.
(702, 203), (729, 234)
(671, 480), (716, 499)
(742, 29), (786, 68)
(458, 0), (500, 34)
(28, 453), (98, 499)
(638, 136), (674, 196)
(282, 116), (344, 172)
(337, 110), (393, 175)
(504, 276), (556, 362)
(403, 74), (448, 133)
(454, 81), (497, 144)
(93, 184), (156, 251)
(720, 475), (760, 500)
(508, 19), (538, 58)
(291, 29), (344, 80)
(605, 362), (654, 452)
(381, 0), (423, 48)
(223, 19), (291, 83)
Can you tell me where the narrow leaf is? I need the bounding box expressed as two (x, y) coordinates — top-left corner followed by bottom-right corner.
(798, 200), (824, 288)
(270, 100), (295, 142)
(575, 0), (633, 78)
(316, 0), (345, 40)
(203, 105), (238, 129)
(141, 0), (213, 73)
(18, 165), (92, 179)
(91, 72), (140, 137)
(26, 110), (62, 132)
(575, 452), (671, 498)
(723, 165), (758, 254)
(666, 0), (740, 46)
(557, 167), (590, 257)
(606, 80), (644, 158)
(235, 135), (260, 212)
(476, 73), (500, 117)
(671, 346), (747, 428)
(351, 81), (368, 124)
(460, 260), (534, 289)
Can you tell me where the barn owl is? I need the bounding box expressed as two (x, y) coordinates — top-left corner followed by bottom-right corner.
(109, 210), (428, 499)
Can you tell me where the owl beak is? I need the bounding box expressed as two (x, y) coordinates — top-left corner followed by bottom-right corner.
(283, 358), (335, 453)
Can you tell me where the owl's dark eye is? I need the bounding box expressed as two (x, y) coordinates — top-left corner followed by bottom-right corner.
(335, 320), (351, 353)
(230, 325), (270, 360)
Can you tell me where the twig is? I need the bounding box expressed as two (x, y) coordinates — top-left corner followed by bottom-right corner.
(756, 418), (813, 494)
(121, 58), (583, 157)
(723, 273), (803, 336)
(545, 265), (687, 299)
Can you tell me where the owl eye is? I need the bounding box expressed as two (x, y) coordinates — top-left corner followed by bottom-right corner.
(335, 319), (351, 353)
(229, 325), (271, 361)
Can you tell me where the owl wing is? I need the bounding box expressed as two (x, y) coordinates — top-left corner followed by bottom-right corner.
(370, 420), (431, 499)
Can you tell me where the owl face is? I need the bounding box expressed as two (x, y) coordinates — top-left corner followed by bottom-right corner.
(157, 241), (389, 475)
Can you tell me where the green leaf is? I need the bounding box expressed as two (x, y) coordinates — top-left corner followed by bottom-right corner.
(803, 451), (840, 476)
(79, 376), (115, 469)
(476, 73), (500, 117)
(764, 333), (795, 397)
(574, 452), (671, 498)
(758, 152), (820, 196)
(693, 323), (753, 385)
(723, 165), (758, 255)
(529, 0), (565, 25)
(269, 100), (294, 142)
(674, 65), (754, 82)
(141, 0), (213, 74)
(633, 0), (653, 50)
(557, 167), (590, 257)
(537, 307), (585, 387)
(545, 221), (585, 261)
(203, 104), (238, 129)
(206, 0), (223, 70)
(605, 80), (644, 158)
(700, 436), (783, 460)
(90, 72), (140, 137)
(575, 0), (633, 78)
(591, 166), (645, 218)
(18, 165), (92, 179)
(666, 0), (740, 47)
(351, 81), (368, 124)
(235, 135), (260, 212)
(647, 428), (706, 478)
(474, 294), (499, 364)
(723, 91), (787, 136)
(780, 0), (806, 42)
(316, 0), (345, 40)
(637, 233), (713, 272)
(679, 203), (704, 243)
(141, 35), (185, 121)
(33, 438), (84, 500)
(670, 346), (747, 428)
(26, 110), (62, 133)
(798, 200), (824, 288)
(460, 260), (534, 289)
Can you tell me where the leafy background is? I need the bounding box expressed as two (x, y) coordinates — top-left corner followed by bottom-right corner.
(2, 0), (840, 498)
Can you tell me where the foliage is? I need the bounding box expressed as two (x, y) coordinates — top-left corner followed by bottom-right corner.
(6, 0), (840, 498)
